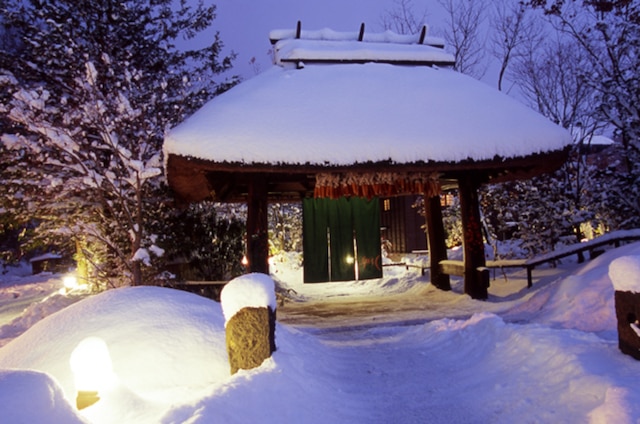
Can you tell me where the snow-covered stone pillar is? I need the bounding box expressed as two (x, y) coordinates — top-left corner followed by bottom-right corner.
(609, 255), (640, 360)
(220, 273), (277, 374)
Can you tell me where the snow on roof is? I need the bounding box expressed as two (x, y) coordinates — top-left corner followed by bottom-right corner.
(29, 253), (62, 262)
(274, 39), (455, 66)
(164, 27), (572, 167)
(270, 25), (453, 66)
(165, 66), (571, 166)
(269, 26), (445, 48)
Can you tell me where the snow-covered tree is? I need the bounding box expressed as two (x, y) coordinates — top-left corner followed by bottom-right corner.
(0, 0), (236, 286)
(524, 0), (640, 229)
(490, 0), (542, 92)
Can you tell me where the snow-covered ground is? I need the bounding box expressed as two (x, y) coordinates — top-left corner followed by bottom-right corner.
(1, 242), (640, 423)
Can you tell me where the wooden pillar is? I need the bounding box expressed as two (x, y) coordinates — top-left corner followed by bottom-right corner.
(424, 194), (451, 291)
(246, 176), (269, 274)
(458, 175), (488, 300)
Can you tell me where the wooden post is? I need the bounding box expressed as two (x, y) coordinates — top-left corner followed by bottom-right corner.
(458, 175), (488, 300)
(246, 176), (269, 274)
(424, 194), (451, 291)
(614, 291), (640, 360)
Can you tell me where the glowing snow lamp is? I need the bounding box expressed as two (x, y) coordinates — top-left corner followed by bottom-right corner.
(241, 255), (249, 267)
(69, 337), (116, 410)
(63, 274), (79, 290)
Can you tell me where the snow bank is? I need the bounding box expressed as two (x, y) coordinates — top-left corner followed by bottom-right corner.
(609, 255), (640, 293)
(504, 243), (640, 333)
(0, 286), (229, 412)
(0, 369), (85, 423)
(220, 273), (277, 324)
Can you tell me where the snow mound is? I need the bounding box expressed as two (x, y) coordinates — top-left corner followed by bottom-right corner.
(0, 369), (85, 423)
(504, 243), (640, 333)
(0, 286), (229, 407)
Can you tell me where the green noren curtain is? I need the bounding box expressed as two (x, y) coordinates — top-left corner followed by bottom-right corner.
(328, 197), (355, 281)
(303, 198), (330, 283)
(303, 197), (382, 283)
(353, 197), (382, 280)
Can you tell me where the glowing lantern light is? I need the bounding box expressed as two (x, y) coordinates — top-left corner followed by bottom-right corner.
(63, 274), (79, 290)
(345, 255), (355, 265)
(69, 337), (116, 410)
(241, 255), (249, 267)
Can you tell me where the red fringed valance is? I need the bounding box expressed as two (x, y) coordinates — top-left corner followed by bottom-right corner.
(314, 172), (441, 199)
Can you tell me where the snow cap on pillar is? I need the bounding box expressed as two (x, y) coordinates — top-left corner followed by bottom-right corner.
(609, 255), (640, 293)
(220, 273), (277, 325)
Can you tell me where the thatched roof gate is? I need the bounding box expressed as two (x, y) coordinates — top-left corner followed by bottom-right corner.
(164, 24), (571, 300)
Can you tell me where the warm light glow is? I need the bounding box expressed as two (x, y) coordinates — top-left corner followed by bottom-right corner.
(241, 255), (249, 267)
(63, 274), (79, 290)
(70, 337), (116, 398)
(345, 255), (355, 265)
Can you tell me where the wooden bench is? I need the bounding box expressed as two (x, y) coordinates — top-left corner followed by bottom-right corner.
(439, 260), (490, 287)
(383, 262), (430, 275)
(440, 229), (640, 288)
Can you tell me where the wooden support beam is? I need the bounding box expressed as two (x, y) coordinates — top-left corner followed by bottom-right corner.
(246, 176), (270, 274)
(418, 25), (427, 44)
(358, 23), (365, 41)
(424, 194), (451, 291)
(458, 175), (488, 299)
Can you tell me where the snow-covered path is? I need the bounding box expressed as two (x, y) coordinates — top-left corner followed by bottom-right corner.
(0, 274), (63, 326)
(302, 312), (635, 424)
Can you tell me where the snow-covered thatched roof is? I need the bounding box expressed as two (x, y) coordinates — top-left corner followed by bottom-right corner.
(164, 26), (572, 202)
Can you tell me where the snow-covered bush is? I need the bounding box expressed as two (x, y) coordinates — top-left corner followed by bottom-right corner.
(160, 202), (246, 282)
(269, 203), (303, 255)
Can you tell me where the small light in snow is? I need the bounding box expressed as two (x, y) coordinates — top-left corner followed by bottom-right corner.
(63, 274), (79, 291)
(241, 255), (249, 267)
(69, 337), (116, 410)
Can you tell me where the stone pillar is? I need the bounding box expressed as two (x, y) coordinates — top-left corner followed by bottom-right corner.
(221, 273), (277, 374)
(225, 306), (277, 374)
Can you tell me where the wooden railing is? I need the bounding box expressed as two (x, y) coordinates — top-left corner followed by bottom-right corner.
(440, 229), (640, 288)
